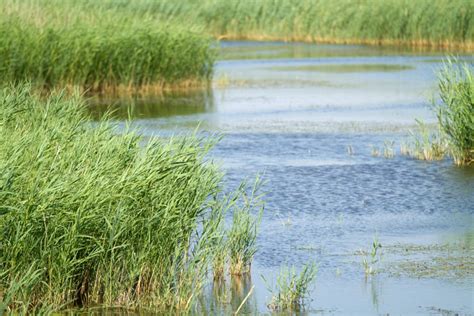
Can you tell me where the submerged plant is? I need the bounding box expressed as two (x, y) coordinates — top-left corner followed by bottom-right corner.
(435, 60), (474, 166)
(228, 178), (265, 275)
(361, 237), (383, 276)
(264, 263), (317, 312)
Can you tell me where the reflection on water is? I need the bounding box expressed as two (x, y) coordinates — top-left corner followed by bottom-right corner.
(199, 275), (257, 315)
(87, 89), (214, 120)
(86, 41), (474, 315)
(219, 41), (471, 61)
(270, 63), (415, 73)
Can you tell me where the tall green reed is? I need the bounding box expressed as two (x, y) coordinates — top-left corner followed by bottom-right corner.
(228, 178), (265, 276)
(0, 84), (226, 312)
(435, 60), (474, 165)
(86, 0), (474, 49)
(0, 1), (215, 94)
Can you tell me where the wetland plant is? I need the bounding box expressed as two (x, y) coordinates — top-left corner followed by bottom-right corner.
(264, 263), (317, 312)
(435, 60), (474, 166)
(0, 1), (215, 94)
(383, 140), (395, 159)
(347, 145), (354, 156)
(228, 178), (265, 276)
(370, 145), (380, 157)
(107, 0), (473, 49)
(405, 119), (447, 161)
(361, 237), (383, 276)
(0, 85), (228, 313)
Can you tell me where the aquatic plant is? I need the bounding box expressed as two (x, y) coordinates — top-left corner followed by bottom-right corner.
(370, 145), (380, 157)
(347, 145), (354, 156)
(228, 178), (265, 275)
(0, 85), (228, 312)
(0, 1), (215, 94)
(383, 140), (395, 159)
(361, 237), (383, 276)
(435, 60), (474, 166)
(404, 120), (447, 161)
(264, 263), (317, 312)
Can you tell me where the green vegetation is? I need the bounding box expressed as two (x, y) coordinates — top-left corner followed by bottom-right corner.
(83, 0), (473, 49)
(264, 263), (317, 312)
(0, 1), (215, 94)
(361, 237), (383, 276)
(384, 241), (474, 280)
(228, 179), (264, 276)
(436, 60), (474, 165)
(403, 61), (473, 165)
(403, 120), (447, 161)
(0, 85), (230, 312)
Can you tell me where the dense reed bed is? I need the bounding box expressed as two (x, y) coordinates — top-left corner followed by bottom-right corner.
(0, 85), (230, 312)
(70, 0), (474, 49)
(0, 1), (215, 94)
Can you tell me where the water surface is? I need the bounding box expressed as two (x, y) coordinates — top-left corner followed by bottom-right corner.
(90, 41), (474, 315)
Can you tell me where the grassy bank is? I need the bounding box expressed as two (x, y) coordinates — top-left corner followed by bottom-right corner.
(77, 0), (473, 49)
(0, 1), (215, 94)
(0, 0), (471, 94)
(0, 85), (227, 312)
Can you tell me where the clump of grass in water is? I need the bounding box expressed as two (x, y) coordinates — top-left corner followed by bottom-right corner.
(361, 237), (383, 276)
(383, 140), (395, 159)
(228, 178), (265, 276)
(403, 120), (447, 161)
(264, 263), (317, 312)
(370, 145), (380, 157)
(0, 85), (233, 313)
(435, 59), (474, 166)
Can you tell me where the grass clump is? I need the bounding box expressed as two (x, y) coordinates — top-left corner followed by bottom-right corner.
(360, 237), (383, 276)
(435, 60), (474, 166)
(264, 263), (317, 312)
(404, 61), (473, 166)
(0, 1), (215, 94)
(403, 120), (448, 161)
(228, 178), (265, 276)
(0, 85), (228, 312)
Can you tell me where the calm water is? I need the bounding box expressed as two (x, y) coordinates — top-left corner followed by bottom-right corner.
(90, 42), (474, 315)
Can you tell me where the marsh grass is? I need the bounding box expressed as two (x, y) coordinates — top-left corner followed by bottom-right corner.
(0, 85), (231, 312)
(228, 178), (265, 276)
(361, 237), (383, 276)
(264, 263), (317, 312)
(370, 145), (380, 157)
(0, 1), (215, 94)
(403, 58), (473, 166)
(403, 120), (447, 161)
(383, 140), (395, 159)
(106, 0), (473, 49)
(435, 60), (474, 165)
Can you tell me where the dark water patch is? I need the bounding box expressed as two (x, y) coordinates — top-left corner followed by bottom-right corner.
(86, 89), (214, 120)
